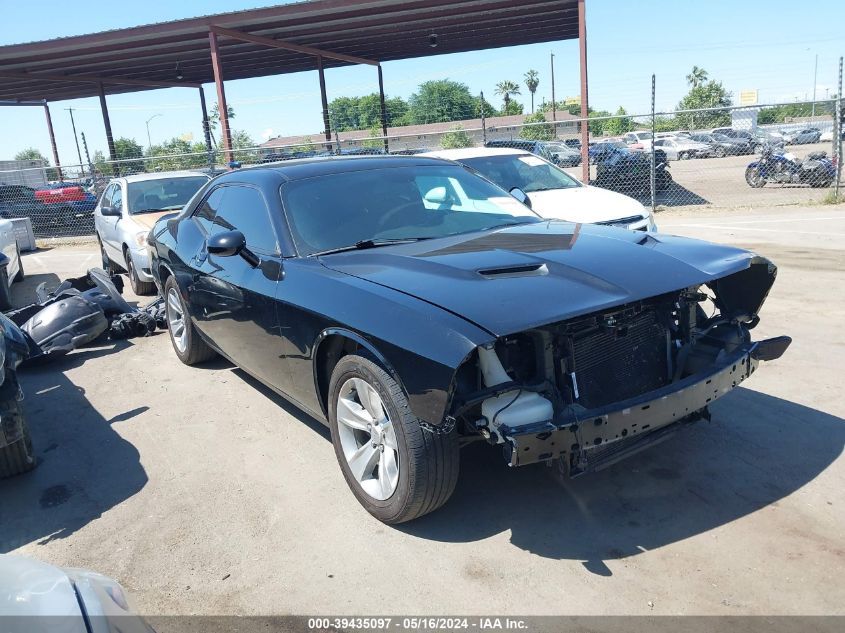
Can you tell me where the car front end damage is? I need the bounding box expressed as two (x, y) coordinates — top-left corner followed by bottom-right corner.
(447, 255), (790, 475)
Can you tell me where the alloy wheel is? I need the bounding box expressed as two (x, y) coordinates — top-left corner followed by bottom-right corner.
(166, 287), (188, 353)
(336, 377), (399, 501)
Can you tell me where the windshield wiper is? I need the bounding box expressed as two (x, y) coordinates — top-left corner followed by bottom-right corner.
(312, 237), (432, 257)
(132, 208), (167, 214)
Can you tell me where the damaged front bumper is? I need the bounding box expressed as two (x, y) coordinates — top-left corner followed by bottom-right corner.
(499, 336), (791, 469)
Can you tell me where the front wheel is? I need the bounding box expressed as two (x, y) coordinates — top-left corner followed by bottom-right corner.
(125, 248), (156, 296)
(745, 166), (766, 188)
(163, 276), (217, 365)
(714, 147), (726, 158)
(328, 354), (459, 524)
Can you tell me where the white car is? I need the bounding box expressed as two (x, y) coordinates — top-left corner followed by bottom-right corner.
(622, 130), (654, 150)
(424, 147), (656, 231)
(652, 137), (715, 160)
(94, 171), (210, 295)
(0, 218), (24, 310)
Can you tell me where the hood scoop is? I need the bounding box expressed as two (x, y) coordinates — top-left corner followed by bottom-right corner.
(477, 263), (548, 279)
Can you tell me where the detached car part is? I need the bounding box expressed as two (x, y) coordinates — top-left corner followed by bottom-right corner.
(7, 268), (163, 363)
(0, 312), (34, 478)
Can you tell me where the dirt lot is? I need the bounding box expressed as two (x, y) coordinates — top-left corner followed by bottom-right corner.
(1, 205), (844, 616)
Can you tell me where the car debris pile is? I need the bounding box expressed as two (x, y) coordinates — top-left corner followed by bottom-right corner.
(6, 268), (166, 363)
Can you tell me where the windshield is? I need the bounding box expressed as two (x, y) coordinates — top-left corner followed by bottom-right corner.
(634, 132), (652, 140)
(545, 142), (577, 155)
(127, 176), (209, 214)
(281, 164), (540, 256)
(460, 154), (581, 194)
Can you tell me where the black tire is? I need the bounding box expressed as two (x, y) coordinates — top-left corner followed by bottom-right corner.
(13, 244), (24, 282)
(125, 247), (156, 296)
(715, 147), (726, 158)
(679, 151), (689, 160)
(328, 354), (459, 524)
(745, 166), (765, 188)
(0, 266), (11, 311)
(163, 276), (217, 365)
(0, 399), (35, 479)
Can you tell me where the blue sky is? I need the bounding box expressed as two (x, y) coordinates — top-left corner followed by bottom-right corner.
(2, 0), (843, 166)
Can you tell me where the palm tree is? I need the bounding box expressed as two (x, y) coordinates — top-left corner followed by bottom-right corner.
(686, 66), (708, 89)
(495, 80), (521, 112)
(524, 70), (540, 113)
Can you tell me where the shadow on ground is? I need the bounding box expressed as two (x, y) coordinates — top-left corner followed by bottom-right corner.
(399, 387), (844, 574)
(0, 362), (148, 553)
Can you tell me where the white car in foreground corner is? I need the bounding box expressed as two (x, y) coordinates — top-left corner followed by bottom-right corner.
(0, 218), (24, 310)
(94, 171), (211, 295)
(425, 147), (656, 231)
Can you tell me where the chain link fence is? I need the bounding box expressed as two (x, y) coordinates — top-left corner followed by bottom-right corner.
(2, 96), (842, 241)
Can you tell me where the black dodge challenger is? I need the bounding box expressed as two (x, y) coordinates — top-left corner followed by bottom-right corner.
(149, 155), (789, 523)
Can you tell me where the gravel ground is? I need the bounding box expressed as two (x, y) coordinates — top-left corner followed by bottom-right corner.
(1, 204), (843, 617)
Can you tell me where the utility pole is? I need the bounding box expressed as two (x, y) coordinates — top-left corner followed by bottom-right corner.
(550, 52), (556, 123)
(812, 53), (818, 117)
(480, 91), (488, 145)
(80, 131), (93, 177)
(65, 107), (84, 169)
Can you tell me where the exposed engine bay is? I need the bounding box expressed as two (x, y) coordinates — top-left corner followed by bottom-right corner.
(449, 256), (791, 475)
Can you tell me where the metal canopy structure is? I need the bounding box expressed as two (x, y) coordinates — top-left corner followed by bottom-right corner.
(0, 0), (587, 174)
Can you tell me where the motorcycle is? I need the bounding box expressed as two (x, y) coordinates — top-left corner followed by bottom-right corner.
(745, 145), (835, 188)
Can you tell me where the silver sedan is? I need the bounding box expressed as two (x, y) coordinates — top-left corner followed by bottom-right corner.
(94, 171), (210, 294)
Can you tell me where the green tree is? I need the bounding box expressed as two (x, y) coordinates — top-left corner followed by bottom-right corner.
(14, 147), (49, 163)
(686, 66), (709, 89)
(209, 103), (235, 132)
(519, 111), (554, 141)
(112, 137), (144, 172)
(500, 100), (524, 116)
(408, 80), (477, 124)
(676, 79), (733, 129)
(494, 80), (521, 111)
(475, 94), (498, 118)
(441, 126), (473, 149)
(524, 70), (540, 113)
(604, 107), (634, 136)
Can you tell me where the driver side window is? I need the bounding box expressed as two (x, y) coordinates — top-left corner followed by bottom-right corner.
(111, 186), (124, 213)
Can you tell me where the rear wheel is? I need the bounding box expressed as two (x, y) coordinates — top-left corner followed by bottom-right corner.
(164, 276), (217, 365)
(679, 151), (690, 160)
(745, 166), (765, 188)
(714, 146), (726, 158)
(125, 247), (156, 296)
(328, 354), (459, 523)
(0, 399), (35, 479)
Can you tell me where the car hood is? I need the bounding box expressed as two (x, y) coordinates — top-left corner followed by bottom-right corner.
(0, 555), (84, 621)
(131, 210), (179, 230)
(320, 222), (757, 337)
(526, 186), (646, 223)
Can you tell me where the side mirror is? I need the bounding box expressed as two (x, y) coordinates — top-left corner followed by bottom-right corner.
(100, 205), (121, 217)
(207, 230), (246, 257)
(509, 187), (532, 209)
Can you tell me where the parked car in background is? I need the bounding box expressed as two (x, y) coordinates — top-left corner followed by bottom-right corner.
(711, 128), (758, 152)
(754, 129), (785, 148)
(595, 147), (672, 194)
(0, 555), (153, 629)
(485, 139), (579, 167)
(782, 127), (822, 145)
(652, 136), (715, 160)
(0, 184), (74, 235)
(588, 141), (628, 164)
(0, 218), (24, 310)
(562, 138), (581, 149)
(424, 147), (656, 231)
(149, 155), (789, 523)
(622, 130), (654, 149)
(94, 171), (211, 295)
(544, 141), (582, 167)
(689, 133), (746, 157)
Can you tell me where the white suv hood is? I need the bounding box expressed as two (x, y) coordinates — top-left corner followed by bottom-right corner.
(526, 185), (647, 224)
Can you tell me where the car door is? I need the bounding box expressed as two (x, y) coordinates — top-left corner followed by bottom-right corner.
(99, 183), (124, 260)
(188, 184), (286, 387)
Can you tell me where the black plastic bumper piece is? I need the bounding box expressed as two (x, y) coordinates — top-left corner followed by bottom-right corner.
(500, 338), (785, 468)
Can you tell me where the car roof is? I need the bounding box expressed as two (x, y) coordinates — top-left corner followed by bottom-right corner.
(217, 154), (459, 182)
(115, 170), (212, 184)
(422, 147), (529, 160)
